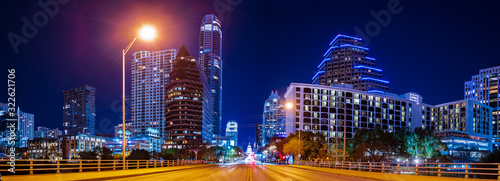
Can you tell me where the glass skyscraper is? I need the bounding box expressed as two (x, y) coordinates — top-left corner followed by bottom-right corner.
(313, 34), (389, 93)
(131, 49), (177, 139)
(225, 121), (238, 146)
(0, 103), (34, 148)
(199, 14), (223, 136)
(262, 91), (286, 146)
(63, 85), (95, 136)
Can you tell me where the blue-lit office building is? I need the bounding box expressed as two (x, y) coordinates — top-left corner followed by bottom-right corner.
(0, 103), (35, 148)
(199, 14), (223, 136)
(106, 127), (163, 155)
(313, 34), (389, 93)
(262, 91), (286, 146)
(464, 65), (500, 150)
(63, 85), (96, 136)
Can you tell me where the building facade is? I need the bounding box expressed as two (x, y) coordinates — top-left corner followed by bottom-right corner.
(59, 134), (108, 159)
(262, 91), (286, 146)
(199, 14), (223, 136)
(225, 121), (238, 147)
(0, 103), (35, 148)
(313, 34), (389, 92)
(256, 123), (263, 147)
(105, 127), (163, 155)
(27, 137), (60, 159)
(131, 49), (177, 139)
(63, 85), (96, 136)
(464, 65), (500, 150)
(35, 127), (61, 139)
(283, 83), (494, 160)
(164, 45), (210, 146)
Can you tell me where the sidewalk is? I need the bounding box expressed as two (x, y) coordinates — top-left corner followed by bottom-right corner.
(1, 164), (212, 181)
(289, 165), (497, 181)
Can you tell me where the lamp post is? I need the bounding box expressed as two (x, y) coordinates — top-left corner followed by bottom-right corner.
(121, 26), (155, 168)
(285, 102), (301, 161)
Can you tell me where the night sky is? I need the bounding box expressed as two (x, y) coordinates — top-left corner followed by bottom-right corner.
(1, 0), (499, 148)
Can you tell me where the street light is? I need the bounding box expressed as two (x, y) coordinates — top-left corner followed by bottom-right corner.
(121, 25), (156, 168)
(285, 102), (301, 161)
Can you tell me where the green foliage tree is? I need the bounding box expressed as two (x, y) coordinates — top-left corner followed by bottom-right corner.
(347, 128), (397, 162)
(127, 149), (151, 160)
(281, 131), (330, 160)
(394, 128), (447, 161)
(79, 150), (98, 160)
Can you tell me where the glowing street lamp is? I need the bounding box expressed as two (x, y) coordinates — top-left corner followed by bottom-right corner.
(121, 25), (156, 168)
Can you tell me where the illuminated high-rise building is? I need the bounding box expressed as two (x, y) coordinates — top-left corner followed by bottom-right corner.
(164, 45), (213, 146)
(63, 85), (95, 136)
(465, 65), (500, 149)
(313, 34), (389, 93)
(199, 14), (223, 136)
(0, 103), (34, 148)
(131, 49), (177, 139)
(225, 121), (238, 146)
(262, 91), (286, 146)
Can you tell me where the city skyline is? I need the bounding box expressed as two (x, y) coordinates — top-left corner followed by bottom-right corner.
(1, 0), (499, 148)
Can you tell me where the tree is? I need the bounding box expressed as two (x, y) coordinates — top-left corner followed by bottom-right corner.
(281, 131), (330, 160)
(394, 128), (447, 161)
(481, 150), (500, 163)
(347, 128), (397, 162)
(79, 150), (98, 160)
(127, 149), (150, 160)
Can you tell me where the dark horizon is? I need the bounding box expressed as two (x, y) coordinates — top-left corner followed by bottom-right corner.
(1, 0), (499, 149)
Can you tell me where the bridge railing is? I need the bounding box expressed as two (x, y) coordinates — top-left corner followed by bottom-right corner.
(295, 160), (500, 179)
(0, 159), (204, 175)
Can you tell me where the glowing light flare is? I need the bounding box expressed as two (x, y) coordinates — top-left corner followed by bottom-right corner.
(139, 26), (156, 40)
(285, 102), (294, 109)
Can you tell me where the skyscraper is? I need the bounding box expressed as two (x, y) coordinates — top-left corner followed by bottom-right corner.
(0, 103), (34, 148)
(225, 121), (238, 146)
(63, 85), (95, 136)
(131, 49), (177, 139)
(255, 123), (263, 147)
(313, 34), (389, 93)
(262, 91), (286, 146)
(164, 45), (212, 146)
(199, 14), (223, 136)
(465, 65), (500, 149)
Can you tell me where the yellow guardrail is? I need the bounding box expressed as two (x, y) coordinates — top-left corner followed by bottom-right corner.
(295, 160), (500, 179)
(0, 159), (204, 175)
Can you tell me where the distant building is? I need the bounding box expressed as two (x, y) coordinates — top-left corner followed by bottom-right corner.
(0, 103), (34, 148)
(114, 122), (132, 138)
(59, 134), (108, 159)
(464, 65), (500, 150)
(313, 34), (389, 92)
(256, 123), (263, 147)
(27, 137), (60, 159)
(105, 127), (163, 155)
(131, 49), (177, 140)
(164, 45), (211, 147)
(211, 135), (232, 147)
(199, 14), (223, 136)
(225, 121), (238, 146)
(262, 91), (286, 146)
(35, 127), (61, 138)
(63, 85), (96, 136)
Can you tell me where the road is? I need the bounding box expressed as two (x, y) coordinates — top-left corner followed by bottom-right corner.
(106, 163), (372, 181)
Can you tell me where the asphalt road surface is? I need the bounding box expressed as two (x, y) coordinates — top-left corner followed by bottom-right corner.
(107, 163), (373, 181)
